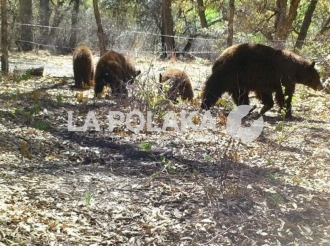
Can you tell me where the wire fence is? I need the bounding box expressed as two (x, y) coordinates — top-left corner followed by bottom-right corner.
(14, 22), (328, 57)
(5, 22), (330, 77)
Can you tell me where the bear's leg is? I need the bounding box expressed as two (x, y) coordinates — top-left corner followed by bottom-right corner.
(284, 86), (295, 118)
(258, 92), (274, 115)
(82, 71), (91, 88)
(275, 88), (285, 112)
(94, 82), (105, 96)
(181, 88), (190, 101)
(201, 91), (220, 110)
(91, 68), (94, 81)
(201, 74), (223, 109)
(74, 78), (81, 88)
(74, 70), (82, 88)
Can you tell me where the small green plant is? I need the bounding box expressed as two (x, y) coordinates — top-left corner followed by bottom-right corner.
(56, 94), (63, 105)
(21, 70), (32, 81)
(268, 173), (279, 184)
(32, 120), (49, 131)
(217, 98), (228, 107)
(84, 191), (92, 206)
(276, 120), (298, 145)
(275, 121), (284, 132)
(28, 104), (41, 115)
(10, 90), (20, 100)
(299, 88), (307, 100)
(14, 70), (32, 83)
(150, 172), (158, 180)
(140, 141), (152, 151)
(161, 156), (176, 174)
(13, 107), (23, 114)
(266, 158), (275, 165)
(266, 192), (281, 207)
(291, 95), (297, 105)
(203, 153), (213, 162)
(276, 104), (289, 132)
(13, 107), (30, 119)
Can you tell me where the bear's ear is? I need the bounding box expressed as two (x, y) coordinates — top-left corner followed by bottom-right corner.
(311, 61), (316, 68)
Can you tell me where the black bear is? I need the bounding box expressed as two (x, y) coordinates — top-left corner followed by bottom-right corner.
(94, 50), (141, 97)
(159, 68), (194, 102)
(201, 43), (324, 117)
(72, 45), (94, 88)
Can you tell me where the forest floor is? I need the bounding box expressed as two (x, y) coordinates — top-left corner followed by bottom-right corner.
(0, 51), (330, 245)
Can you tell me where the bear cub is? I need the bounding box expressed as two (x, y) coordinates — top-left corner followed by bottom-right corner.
(94, 50), (141, 97)
(72, 45), (94, 88)
(159, 68), (194, 102)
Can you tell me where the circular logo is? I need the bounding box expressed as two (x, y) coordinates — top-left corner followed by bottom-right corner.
(226, 105), (264, 143)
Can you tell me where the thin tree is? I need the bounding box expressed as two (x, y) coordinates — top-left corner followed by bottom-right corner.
(295, 0), (318, 50)
(315, 16), (330, 38)
(1, 0), (9, 73)
(38, 0), (50, 48)
(162, 0), (175, 57)
(19, 0), (33, 51)
(69, 0), (80, 49)
(47, 1), (65, 45)
(197, 0), (208, 28)
(274, 0), (301, 48)
(226, 0), (235, 47)
(93, 0), (106, 55)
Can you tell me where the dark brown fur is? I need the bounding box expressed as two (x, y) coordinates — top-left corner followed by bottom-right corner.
(73, 45), (94, 88)
(159, 68), (194, 102)
(94, 50), (141, 96)
(201, 43), (323, 117)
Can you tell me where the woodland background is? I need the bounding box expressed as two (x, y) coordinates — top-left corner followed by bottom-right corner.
(1, 0), (330, 63)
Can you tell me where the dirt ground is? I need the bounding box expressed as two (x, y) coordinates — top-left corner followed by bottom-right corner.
(0, 51), (330, 245)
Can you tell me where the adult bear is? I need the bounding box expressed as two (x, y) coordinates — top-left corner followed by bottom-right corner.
(72, 45), (94, 88)
(94, 50), (141, 97)
(159, 68), (194, 102)
(201, 43), (324, 117)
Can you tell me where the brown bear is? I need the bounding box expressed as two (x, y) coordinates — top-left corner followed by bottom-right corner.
(159, 68), (194, 102)
(94, 50), (141, 97)
(72, 45), (94, 88)
(201, 43), (324, 117)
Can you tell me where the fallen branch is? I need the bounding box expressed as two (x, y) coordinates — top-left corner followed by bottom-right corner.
(13, 66), (44, 77)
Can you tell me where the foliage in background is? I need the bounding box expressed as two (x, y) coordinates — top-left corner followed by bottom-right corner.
(4, 0), (330, 61)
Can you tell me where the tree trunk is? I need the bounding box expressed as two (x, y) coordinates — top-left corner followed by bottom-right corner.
(196, 0), (208, 28)
(295, 0), (318, 50)
(1, 0), (9, 74)
(38, 0), (50, 48)
(274, 0), (287, 48)
(314, 14), (330, 39)
(93, 0), (106, 56)
(226, 0), (235, 47)
(160, 22), (167, 58)
(47, 1), (65, 46)
(19, 0), (33, 51)
(14, 67), (44, 76)
(274, 0), (301, 48)
(162, 0), (175, 57)
(69, 0), (80, 49)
